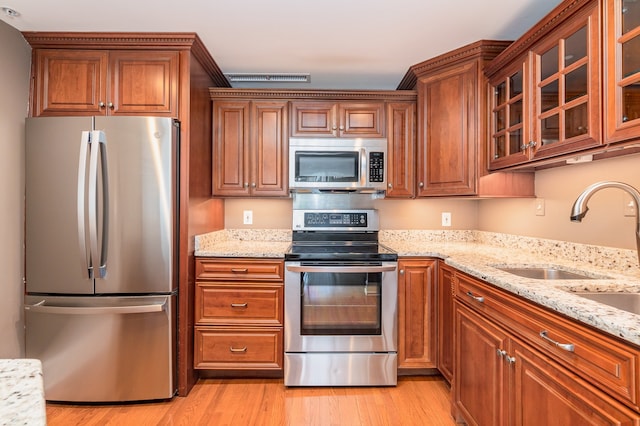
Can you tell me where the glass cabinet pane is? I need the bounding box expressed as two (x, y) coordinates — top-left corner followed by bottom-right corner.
(565, 65), (588, 102)
(494, 135), (506, 158)
(510, 100), (523, 125)
(622, 83), (640, 122)
(623, 0), (640, 35)
(622, 35), (640, 78)
(541, 80), (559, 112)
(495, 109), (506, 131)
(509, 129), (522, 154)
(510, 71), (523, 96)
(495, 82), (506, 105)
(541, 115), (559, 145)
(541, 46), (559, 80)
(565, 26), (587, 66)
(565, 103), (588, 138)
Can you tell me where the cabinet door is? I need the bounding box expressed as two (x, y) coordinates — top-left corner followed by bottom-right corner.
(417, 61), (477, 196)
(454, 303), (509, 426)
(512, 340), (640, 426)
(339, 102), (385, 137)
(250, 101), (289, 196)
(397, 259), (436, 370)
(386, 102), (416, 198)
(530, 2), (601, 160)
(436, 263), (455, 383)
(109, 51), (179, 116)
(488, 60), (532, 169)
(33, 49), (108, 116)
(212, 100), (250, 196)
(605, 0), (640, 143)
(290, 101), (337, 136)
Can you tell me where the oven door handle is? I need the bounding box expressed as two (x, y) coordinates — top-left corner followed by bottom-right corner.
(286, 265), (397, 273)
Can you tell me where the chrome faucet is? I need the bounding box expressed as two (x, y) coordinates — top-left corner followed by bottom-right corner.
(570, 181), (640, 266)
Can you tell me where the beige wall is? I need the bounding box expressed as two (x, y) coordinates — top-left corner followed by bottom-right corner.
(225, 152), (640, 252)
(224, 197), (479, 230)
(478, 152), (640, 250)
(0, 21), (31, 357)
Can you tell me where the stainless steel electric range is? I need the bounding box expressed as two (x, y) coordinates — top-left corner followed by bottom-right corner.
(284, 208), (398, 386)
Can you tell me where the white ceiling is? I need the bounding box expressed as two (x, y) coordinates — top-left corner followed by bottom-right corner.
(0, 0), (562, 90)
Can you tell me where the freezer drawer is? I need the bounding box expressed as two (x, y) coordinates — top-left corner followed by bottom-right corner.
(24, 295), (176, 402)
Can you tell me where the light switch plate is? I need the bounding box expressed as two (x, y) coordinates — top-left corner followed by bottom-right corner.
(243, 210), (253, 225)
(441, 212), (451, 227)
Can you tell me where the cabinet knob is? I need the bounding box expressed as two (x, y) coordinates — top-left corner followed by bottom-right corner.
(339, 125), (344, 131)
(399, 270), (404, 275)
(107, 102), (114, 109)
(99, 101), (105, 108)
(251, 182), (256, 188)
(419, 182), (424, 188)
(244, 182), (249, 188)
(332, 125), (337, 130)
(388, 183), (393, 189)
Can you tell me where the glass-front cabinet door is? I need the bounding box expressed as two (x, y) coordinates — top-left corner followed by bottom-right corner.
(488, 61), (531, 169)
(530, 2), (601, 161)
(605, 0), (640, 143)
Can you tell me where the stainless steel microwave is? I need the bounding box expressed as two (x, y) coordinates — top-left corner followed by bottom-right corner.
(289, 138), (387, 192)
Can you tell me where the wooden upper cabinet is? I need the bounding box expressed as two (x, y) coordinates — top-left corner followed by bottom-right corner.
(33, 49), (108, 116)
(212, 99), (288, 197)
(604, 0), (640, 143)
(386, 102), (416, 198)
(290, 101), (385, 137)
(417, 61), (477, 196)
(486, 0), (607, 169)
(32, 49), (179, 117)
(109, 51), (179, 116)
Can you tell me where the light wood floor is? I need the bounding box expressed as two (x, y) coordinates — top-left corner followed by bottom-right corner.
(45, 376), (456, 425)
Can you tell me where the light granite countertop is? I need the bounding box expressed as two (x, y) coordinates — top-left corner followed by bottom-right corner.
(195, 229), (640, 347)
(0, 359), (46, 425)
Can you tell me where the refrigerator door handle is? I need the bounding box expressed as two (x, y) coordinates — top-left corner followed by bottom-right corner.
(25, 300), (167, 315)
(77, 131), (92, 279)
(88, 130), (110, 279)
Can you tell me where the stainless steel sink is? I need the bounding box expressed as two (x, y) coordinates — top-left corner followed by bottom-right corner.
(494, 266), (596, 280)
(573, 292), (640, 315)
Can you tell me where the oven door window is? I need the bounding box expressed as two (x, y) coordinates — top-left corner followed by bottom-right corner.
(300, 270), (381, 335)
(294, 151), (359, 183)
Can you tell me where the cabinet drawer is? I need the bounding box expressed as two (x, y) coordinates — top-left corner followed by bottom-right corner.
(196, 259), (283, 281)
(194, 327), (283, 370)
(456, 272), (640, 410)
(195, 283), (283, 325)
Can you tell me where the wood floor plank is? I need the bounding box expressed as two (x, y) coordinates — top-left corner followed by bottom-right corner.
(46, 376), (456, 425)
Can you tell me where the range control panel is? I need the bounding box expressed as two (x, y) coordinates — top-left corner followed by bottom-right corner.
(292, 209), (379, 231)
(304, 212), (367, 227)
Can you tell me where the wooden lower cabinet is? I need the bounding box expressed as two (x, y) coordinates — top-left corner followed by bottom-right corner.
(452, 270), (640, 425)
(436, 263), (455, 383)
(194, 258), (284, 372)
(397, 258), (437, 371)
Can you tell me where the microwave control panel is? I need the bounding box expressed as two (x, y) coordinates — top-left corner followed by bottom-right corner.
(369, 152), (384, 183)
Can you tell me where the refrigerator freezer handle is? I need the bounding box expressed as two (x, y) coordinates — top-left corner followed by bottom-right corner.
(25, 300), (167, 315)
(77, 131), (92, 279)
(88, 130), (110, 279)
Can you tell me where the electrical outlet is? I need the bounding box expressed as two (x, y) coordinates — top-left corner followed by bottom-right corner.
(535, 198), (545, 216)
(243, 210), (253, 225)
(441, 212), (451, 227)
(624, 195), (637, 217)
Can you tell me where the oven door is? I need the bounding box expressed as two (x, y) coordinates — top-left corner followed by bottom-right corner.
(284, 261), (397, 353)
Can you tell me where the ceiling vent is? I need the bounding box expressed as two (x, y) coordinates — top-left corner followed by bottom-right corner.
(224, 73), (311, 83)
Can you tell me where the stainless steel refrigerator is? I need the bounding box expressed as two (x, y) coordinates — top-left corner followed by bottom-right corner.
(24, 116), (178, 402)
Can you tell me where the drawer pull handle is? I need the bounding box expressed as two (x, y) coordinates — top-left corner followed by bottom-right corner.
(540, 330), (575, 352)
(229, 346), (247, 353)
(466, 291), (485, 303)
(231, 303), (248, 308)
(231, 268), (248, 273)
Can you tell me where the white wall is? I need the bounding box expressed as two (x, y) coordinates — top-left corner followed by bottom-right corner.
(0, 20), (31, 357)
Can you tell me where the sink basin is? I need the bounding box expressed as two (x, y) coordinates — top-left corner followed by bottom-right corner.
(573, 292), (640, 315)
(495, 266), (596, 280)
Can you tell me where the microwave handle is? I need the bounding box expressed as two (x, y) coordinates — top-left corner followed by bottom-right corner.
(361, 148), (368, 186)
